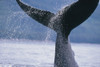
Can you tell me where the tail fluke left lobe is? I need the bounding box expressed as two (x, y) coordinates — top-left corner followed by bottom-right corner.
(16, 0), (55, 27)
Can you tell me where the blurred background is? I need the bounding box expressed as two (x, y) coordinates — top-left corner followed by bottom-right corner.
(0, 0), (100, 44)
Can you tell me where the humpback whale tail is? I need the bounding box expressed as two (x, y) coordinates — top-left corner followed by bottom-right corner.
(16, 0), (99, 36)
(16, 0), (99, 67)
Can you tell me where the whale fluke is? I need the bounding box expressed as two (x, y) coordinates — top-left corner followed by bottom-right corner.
(16, 0), (99, 67)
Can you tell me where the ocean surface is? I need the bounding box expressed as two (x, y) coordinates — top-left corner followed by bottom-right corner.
(0, 40), (100, 67)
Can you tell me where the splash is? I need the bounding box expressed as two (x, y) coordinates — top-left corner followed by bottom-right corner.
(5, 11), (31, 39)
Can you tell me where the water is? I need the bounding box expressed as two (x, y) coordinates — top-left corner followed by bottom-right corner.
(0, 40), (100, 67)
